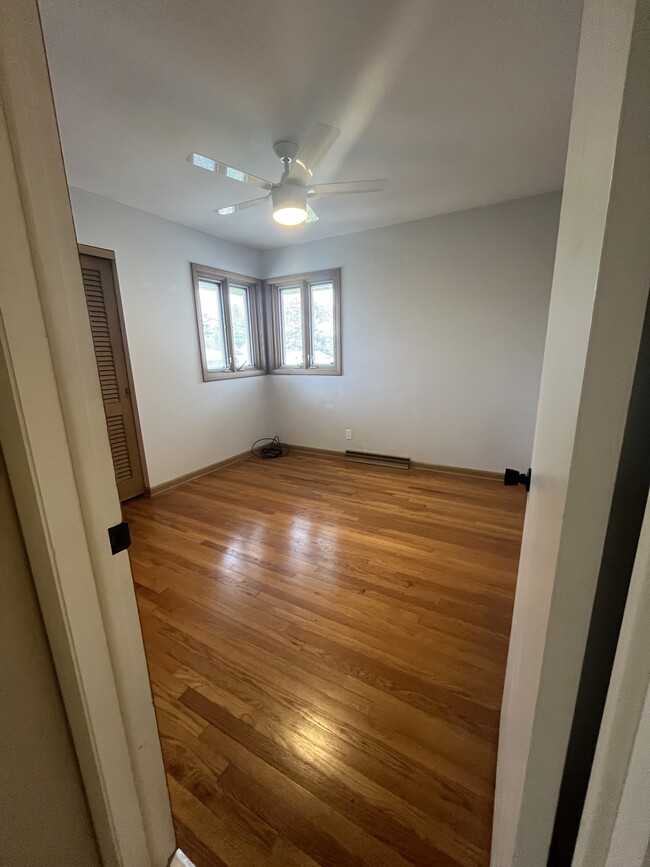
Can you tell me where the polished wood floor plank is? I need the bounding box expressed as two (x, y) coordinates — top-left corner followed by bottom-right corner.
(188, 689), (467, 867)
(126, 453), (525, 866)
(167, 773), (274, 866)
(198, 703), (415, 867)
(173, 651), (491, 847)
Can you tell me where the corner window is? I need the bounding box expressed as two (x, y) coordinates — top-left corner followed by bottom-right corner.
(191, 264), (265, 381)
(268, 269), (341, 375)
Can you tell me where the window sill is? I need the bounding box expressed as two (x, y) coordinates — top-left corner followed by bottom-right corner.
(270, 367), (342, 376)
(202, 368), (267, 382)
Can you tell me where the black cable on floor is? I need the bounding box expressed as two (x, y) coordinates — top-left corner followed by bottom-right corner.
(251, 436), (289, 459)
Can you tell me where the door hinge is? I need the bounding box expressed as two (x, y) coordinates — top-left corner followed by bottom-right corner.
(108, 520), (131, 555)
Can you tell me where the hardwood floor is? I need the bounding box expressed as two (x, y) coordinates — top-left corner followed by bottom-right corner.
(125, 452), (526, 867)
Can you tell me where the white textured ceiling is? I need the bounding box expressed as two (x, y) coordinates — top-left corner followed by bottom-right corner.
(39, 0), (583, 249)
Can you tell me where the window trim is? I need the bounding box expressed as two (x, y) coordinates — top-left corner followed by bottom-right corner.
(191, 263), (266, 382)
(266, 268), (342, 375)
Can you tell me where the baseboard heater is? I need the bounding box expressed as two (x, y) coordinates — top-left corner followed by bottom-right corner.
(344, 450), (411, 470)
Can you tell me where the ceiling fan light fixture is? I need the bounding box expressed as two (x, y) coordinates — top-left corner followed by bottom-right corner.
(273, 206), (307, 226)
(194, 124), (385, 227)
(272, 180), (307, 226)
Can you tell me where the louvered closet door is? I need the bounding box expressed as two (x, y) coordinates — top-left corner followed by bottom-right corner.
(79, 254), (144, 501)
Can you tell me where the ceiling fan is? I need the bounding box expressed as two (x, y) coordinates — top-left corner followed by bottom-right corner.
(187, 123), (386, 226)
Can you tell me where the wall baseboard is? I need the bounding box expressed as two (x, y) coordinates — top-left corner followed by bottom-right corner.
(285, 443), (344, 460)
(287, 443), (502, 481)
(145, 450), (251, 497)
(146, 444), (501, 496)
(410, 461), (502, 481)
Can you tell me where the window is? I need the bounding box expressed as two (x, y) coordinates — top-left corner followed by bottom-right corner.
(191, 264), (265, 381)
(268, 269), (341, 375)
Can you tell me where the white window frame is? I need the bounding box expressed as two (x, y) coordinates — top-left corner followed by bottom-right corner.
(191, 263), (266, 381)
(267, 268), (342, 375)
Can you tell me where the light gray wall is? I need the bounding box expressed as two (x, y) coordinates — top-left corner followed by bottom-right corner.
(71, 189), (559, 482)
(70, 187), (268, 487)
(0, 448), (100, 867)
(262, 193), (560, 471)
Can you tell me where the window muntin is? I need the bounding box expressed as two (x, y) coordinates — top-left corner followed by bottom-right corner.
(268, 269), (341, 375)
(192, 264), (264, 381)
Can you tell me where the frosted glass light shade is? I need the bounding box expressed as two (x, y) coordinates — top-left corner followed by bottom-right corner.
(272, 180), (307, 226)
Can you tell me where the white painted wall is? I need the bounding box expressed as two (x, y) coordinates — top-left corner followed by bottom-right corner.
(574, 494), (650, 867)
(607, 689), (650, 867)
(606, 678), (650, 867)
(262, 194), (560, 472)
(605, 618), (650, 867)
(71, 188), (559, 485)
(70, 187), (268, 487)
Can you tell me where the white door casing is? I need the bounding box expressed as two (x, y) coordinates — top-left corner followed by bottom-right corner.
(492, 0), (650, 863)
(0, 95), (149, 867)
(0, 1), (175, 864)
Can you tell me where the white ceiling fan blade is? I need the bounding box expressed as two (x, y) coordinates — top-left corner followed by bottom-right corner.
(215, 195), (270, 215)
(307, 179), (386, 197)
(305, 204), (319, 223)
(188, 153), (273, 191)
(288, 124), (340, 181)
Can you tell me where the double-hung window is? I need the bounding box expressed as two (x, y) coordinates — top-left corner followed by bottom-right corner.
(267, 269), (341, 375)
(191, 264), (265, 381)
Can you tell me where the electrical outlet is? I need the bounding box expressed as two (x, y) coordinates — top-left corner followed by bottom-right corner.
(345, 429), (353, 440)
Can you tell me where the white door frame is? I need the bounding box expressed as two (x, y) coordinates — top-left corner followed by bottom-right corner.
(0, 2), (175, 865)
(492, 0), (650, 863)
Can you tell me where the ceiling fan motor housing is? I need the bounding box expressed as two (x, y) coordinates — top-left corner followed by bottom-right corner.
(273, 140), (299, 164)
(272, 179), (307, 213)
